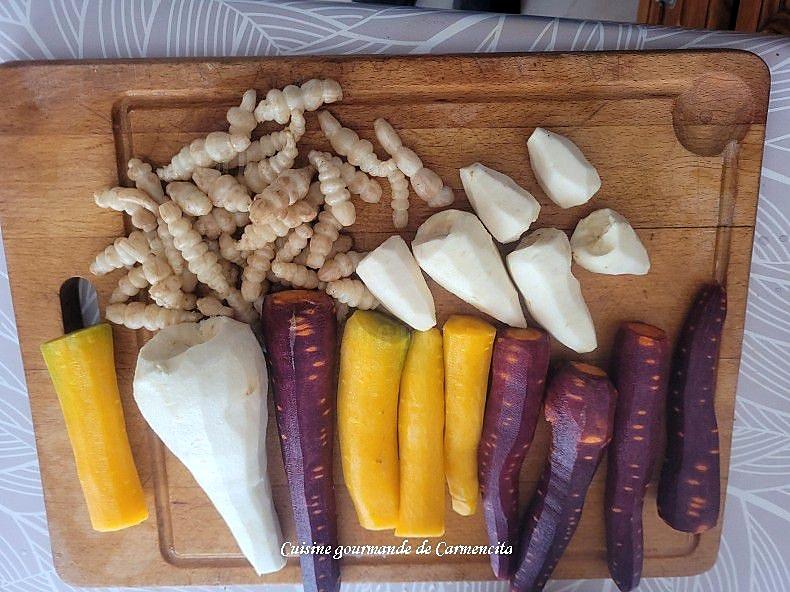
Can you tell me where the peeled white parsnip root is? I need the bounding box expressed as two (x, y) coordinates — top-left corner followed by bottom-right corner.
(412, 210), (526, 328)
(133, 318), (285, 575)
(242, 131), (299, 194)
(270, 260), (321, 289)
(226, 89), (257, 137)
(248, 166), (314, 225)
(506, 227), (597, 353)
(90, 231), (151, 276)
(106, 302), (200, 330)
(192, 167), (252, 213)
(197, 296), (233, 318)
(166, 182), (213, 216)
(158, 132), (251, 182)
(326, 278), (379, 310)
(254, 79), (342, 127)
(241, 246), (276, 303)
(374, 117), (454, 207)
(570, 208), (650, 275)
(127, 158), (165, 203)
(356, 235), (436, 330)
(317, 110), (395, 177)
(527, 127), (601, 208)
(308, 150), (355, 226)
(317, 250), (366, 282)
(459, 162), (540, 243)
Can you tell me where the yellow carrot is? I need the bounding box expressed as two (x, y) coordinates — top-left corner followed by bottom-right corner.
(338, 310), (410, 530)
(40, 323), (147, 532)
(443, 315), (496, 516)
(396, 328), (445, 537)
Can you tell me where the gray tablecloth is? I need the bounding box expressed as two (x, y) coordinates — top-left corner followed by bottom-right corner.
(0, 2), (788, 591)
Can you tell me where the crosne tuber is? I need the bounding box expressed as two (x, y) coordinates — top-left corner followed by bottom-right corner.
(387, 167), (410, 229)
(192, 167), (252, 213)
(263, 291), (340, 592)
(249, 165), (314, 225)
(326, 279), (378, 310)
(511, 362), (616, 592)
(158, 131), (251, 181)
(275, 223), (313, 263)
(165, 181), (213, 216)
(255, 79), (342, 127)
(658, 284), (726, 534)
(90, 230), (151, 276)
(338, 310), (410, 530)
(110, 254), (172, 303)
(443, 315), (497, 516)
(309, 150), (355, 227)
(305, 209), (343, 270)
(242, 131), (299, 193)
(317, 250), (365, 282)
(479, 327), (550, 579)
(606, 322), (670, 592)
(196, 295), (233, 317)
(271, 260), (321, 290)
(241, 246), (276, 303)
(571, 209), (650, 275)
(226, 88), (257, 137)
(374, 117), (454, 208)
(331, 156), (382, 204)
(317, 110), (395, 177)
(127, 158), (165, 203)
(195, 207), (238, 240)
(106, 302), (200, 330)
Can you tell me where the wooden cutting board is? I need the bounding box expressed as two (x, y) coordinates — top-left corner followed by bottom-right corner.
(0, 51), (767, 587)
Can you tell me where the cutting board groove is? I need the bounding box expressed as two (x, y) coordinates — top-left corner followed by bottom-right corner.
(0, 51), (767, 586)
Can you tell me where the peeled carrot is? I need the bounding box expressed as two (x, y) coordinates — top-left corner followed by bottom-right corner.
(658, 283), (726, 534)
(479, 327), (550, 579)
(511, 362), (617, 592)
(40, 323), (147, 532)
(338, 310), (410, 530)
(606, 322), (670, 592)
(396, 328), (445, 538)
(443, 315), (496, 516)
(262, 290), (340, 592)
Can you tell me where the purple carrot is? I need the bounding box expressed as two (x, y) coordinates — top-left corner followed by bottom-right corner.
(658, 283), (726, 534)
(511, 362), (617, 592)
(262, 290), (340, 592)
(606, 322), (670, 591)
(478, 327), (550, 579)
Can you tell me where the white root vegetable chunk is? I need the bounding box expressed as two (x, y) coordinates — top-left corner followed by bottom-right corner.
(227, 89), (257, 137)
(158, 132), (251, 182)
(459, 162), (540, 243)
(166, 182), (213, 216)
(106, 302), (200, 330)
(133, 318), (285, 575)
(308, 150), (355, 226)
(90, 230), (151, 276)
(374, 117), (454, 207)
(254, 79), (342, 130)
(570, 208), (650, 275)
(317, 110), (395, 177)
(506, 227), (597, 353)
(356, 235), (436, 330)
(326, 278), (379, 310)
(192, 167), (252, 213)
(412, 209), (526, 328)
(127, 158), (165, 203)
(527, 127), (601, 208)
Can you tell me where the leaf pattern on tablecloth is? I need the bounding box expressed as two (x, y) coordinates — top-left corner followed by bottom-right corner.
(0, 2), (788, 592)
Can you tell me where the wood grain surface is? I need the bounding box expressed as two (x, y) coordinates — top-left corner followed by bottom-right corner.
(0, 51), (768, 586)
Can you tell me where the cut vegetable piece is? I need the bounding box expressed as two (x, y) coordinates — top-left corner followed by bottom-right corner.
(459, 163), (540, 243)
(527, 127), (601, 208)
(443, 315), (497, 516)
(413, 210), (527, 328)
(356, 235), (436, 331)
(506, 228), (597, 353)
(40, 323), (147, 532)
(606, 322), (670, 592)
(658, 284), (726, 534)
(338, 310), (411, 530)
(570, 209), (650, 275)
(511, 362), (616, 592)
(134, 317), (284, 575)
(262, 292), (340, 591)
(479, 327), (550, 579)
(396, 328), (446, 538)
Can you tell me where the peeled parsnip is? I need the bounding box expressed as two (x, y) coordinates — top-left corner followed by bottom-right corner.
(571, 209), (650, 275)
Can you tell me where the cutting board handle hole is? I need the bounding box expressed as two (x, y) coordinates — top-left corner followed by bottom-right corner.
(59, 277), (100, 334)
